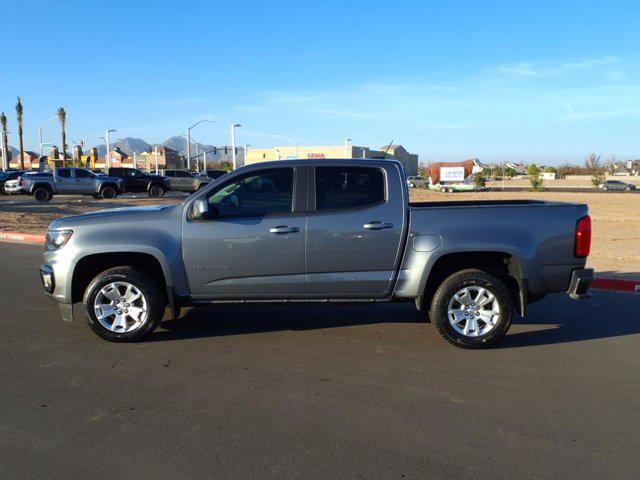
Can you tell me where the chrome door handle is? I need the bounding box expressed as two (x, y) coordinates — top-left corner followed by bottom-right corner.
(363, 221), (393, 230)
(269, 225), (299, 234)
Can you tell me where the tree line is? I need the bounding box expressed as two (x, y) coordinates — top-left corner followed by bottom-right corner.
(1, 98), (68, 170)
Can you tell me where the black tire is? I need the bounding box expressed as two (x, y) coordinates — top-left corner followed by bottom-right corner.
(447, 187), (454, 193)
(148, 184), (165, 197)
(92, 193), (100, 199)
(440, 187), (447, 193)
(100, 186), (117, 199)
(33, 187), (52, 202)
(429, 269), (513, 349)
(82, 267), (165, 342)
(625, 186), (631, 191)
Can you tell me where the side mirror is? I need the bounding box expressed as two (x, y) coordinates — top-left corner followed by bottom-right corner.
(190, 198), (210, 220)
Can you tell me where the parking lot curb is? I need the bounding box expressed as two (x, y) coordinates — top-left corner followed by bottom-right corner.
(591, 278), (640, 294)
(0, 231), (45, 245)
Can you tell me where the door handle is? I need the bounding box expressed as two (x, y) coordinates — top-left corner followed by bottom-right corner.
(363, 221), (393, 230)
(269, 225), (300, 234)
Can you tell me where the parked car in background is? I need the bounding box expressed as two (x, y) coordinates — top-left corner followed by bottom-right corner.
(407, 175), (427, 188)
(163, 169), (209, 193)
(40, 159), (593, 348)
(0, 170), (24, 194)
(21, 168), (124, 202)
(108, 167), (170, 197)
(198, 169), (228, 180)
(598, 179), (637, 191)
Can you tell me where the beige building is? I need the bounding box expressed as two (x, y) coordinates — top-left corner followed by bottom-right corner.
(245, 144), (418, 175)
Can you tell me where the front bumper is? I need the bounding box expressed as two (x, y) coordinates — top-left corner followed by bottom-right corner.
(567, 268), (594, 299)
(40, 263), (74, 322)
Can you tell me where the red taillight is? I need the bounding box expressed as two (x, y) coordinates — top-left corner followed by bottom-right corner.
(575, 215), (591, 258)
(18, 178), (22, 187)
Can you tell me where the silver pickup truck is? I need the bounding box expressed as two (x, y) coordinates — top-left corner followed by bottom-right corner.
(22, 167), (125, 201)
(39, 159), (593, 348)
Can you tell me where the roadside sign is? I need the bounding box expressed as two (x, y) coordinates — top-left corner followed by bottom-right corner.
(440, 167), (465, 182)
(40, 143), (53, 156)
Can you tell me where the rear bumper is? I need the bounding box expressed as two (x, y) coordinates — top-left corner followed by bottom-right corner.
(567, 268), (594, 299)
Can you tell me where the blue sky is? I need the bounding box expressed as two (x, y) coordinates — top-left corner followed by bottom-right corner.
(1, 0), (639, 164)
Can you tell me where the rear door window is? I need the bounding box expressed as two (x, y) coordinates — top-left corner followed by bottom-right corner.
(75, 169), (93, 178)
(315, 167), (385, 211)
(57, 168), (71, 178)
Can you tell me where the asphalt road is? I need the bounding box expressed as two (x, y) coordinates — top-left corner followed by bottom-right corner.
(1, 243), (639, 479)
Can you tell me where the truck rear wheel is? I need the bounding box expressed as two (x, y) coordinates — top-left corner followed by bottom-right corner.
(100, 186), (117, 199)
(82, 267), (165, 342)
(429, 269), (513, 348)
(34, 187), (52, 202)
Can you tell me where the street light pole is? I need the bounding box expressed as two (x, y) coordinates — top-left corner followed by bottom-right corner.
(275, 134), (298, 159)
(186, 119), (214, 171)
(244, 144), (250, 166)
(344, 138), (352, 158)
(105, 129), (116, 169)
(231, 123), (241, 170)
(1, 131), (9, 172)
(39, 116), (57, 156)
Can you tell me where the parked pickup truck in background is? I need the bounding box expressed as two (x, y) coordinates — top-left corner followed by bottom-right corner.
(162, 169), (209, 193)
(107, 167), (170, 197)
(39, 159), (593, 348)
(22, 168), (124, 202)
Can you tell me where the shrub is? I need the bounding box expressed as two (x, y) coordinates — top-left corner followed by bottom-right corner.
(527, 164), (544, 191)
(585, 153), (605, 187)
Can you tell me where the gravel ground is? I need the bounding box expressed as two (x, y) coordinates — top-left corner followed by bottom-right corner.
(1, 189), (638, 279)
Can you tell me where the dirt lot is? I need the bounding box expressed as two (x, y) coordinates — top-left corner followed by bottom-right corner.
(0, 189), (638, 279)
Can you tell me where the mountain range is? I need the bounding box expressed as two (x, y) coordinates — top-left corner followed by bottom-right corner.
(91, 136), (238, 157)
(2, 137), (241, 159)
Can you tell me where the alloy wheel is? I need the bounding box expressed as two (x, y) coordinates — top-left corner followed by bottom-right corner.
(447, 286), (501, 337)
(94, 281), (148, 333)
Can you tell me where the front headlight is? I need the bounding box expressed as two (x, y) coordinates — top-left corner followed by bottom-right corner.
(45, 230), (73, 249)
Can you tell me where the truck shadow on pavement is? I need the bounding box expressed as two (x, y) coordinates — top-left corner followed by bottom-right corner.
(147, 291), (640, 348)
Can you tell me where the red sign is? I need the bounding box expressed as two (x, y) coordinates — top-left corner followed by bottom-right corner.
(307, 153), (325, 158)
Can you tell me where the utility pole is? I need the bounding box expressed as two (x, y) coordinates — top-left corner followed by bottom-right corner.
(344, 138), (352, 158)
(154, 145), (159, 174)
(105, 129), (116, 169)
(231, 123), (241, 170)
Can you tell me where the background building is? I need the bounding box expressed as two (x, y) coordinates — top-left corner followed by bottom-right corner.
(245, 144), (418, 175)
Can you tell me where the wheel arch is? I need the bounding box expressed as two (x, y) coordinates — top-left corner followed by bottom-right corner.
(99, 182), (119, 192)
(31, 182), (54, 193)
(415, 250), (526, 316)
(70, 250), (172, 304)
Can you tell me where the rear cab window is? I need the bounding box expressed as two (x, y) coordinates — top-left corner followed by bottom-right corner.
(314, 166), (385, 211)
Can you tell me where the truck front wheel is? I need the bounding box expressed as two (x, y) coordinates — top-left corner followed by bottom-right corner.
(82, 267), (165, 342)
(429, 269), (513, 348)
(149, 184), (165, 197)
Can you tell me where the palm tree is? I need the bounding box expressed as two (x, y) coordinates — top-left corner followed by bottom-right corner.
(15, 97), (24, 170)
(0, 111), (8, 171)
(57, 107), (67, 167)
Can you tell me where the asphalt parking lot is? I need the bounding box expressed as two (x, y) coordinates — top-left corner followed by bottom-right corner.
(1, 243), (639, 479)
